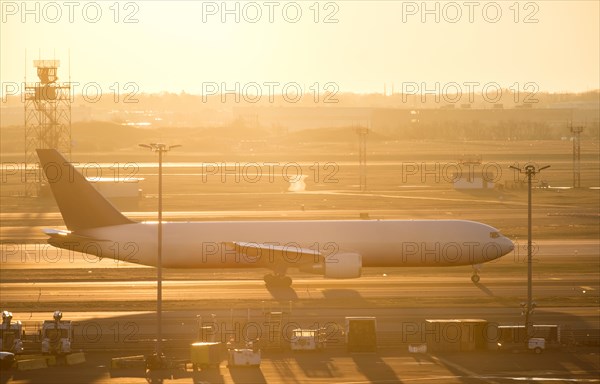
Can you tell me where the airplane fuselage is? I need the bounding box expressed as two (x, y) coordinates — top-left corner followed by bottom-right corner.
(50, 219), (514, 269)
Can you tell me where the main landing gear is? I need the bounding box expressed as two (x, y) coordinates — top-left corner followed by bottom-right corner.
(263, 274), (292, 288)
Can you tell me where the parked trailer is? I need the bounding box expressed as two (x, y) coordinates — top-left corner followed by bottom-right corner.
(345, 317), (377, 352)
(190, 342), (221, 371)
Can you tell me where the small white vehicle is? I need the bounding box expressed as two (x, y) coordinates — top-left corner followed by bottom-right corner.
(41, 311), (72, 355)
(290, 329), (326, 351)
(496, 337), (546, 353)
(528, 338), (545, 354)
(228, 348), (261, 367)
(228, 340), (261, 367)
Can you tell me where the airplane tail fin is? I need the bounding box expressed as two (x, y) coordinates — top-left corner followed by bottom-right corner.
(37, 149), (135, 231)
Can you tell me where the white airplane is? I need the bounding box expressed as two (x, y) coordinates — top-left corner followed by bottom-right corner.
(38, 149), (514, 287)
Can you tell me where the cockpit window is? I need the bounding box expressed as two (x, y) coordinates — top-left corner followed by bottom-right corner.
(489, 232), (500, 238)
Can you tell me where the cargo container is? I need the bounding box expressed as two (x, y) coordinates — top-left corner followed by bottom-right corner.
(190, 342), (221, 371)
(345, 317), (377, 352)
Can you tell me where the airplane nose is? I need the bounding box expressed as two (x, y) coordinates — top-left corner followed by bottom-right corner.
(502, 237), (515, 255)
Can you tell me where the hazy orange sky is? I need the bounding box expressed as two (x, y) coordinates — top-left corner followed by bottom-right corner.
(1, 1), (598, 96)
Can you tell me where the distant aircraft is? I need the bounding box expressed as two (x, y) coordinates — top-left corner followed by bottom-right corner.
(37, 149), (514, 287)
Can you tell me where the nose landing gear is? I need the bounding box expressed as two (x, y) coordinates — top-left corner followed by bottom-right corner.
(471, 264), (482, 283)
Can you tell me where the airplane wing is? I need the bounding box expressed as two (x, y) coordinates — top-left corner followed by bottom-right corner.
(224, 241), (362, 279)
(224, 241), (322, 266)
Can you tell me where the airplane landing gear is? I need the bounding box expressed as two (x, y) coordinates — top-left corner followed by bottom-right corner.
(264, 274), (292, 287)
(471, 264), (482, 283)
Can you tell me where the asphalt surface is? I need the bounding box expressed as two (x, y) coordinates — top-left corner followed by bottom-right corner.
(0, 227), (598, 383)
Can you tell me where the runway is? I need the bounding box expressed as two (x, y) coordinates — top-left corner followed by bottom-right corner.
(1, 239), (597, 306)
(1, 276), (598, 307)
(1, 240), (598, 341)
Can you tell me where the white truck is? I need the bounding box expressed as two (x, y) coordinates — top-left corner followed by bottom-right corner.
(497, 337), (546, 353)
(290, 329), (326, 351)
(0, 311), (23, 354)
(528, 338), (545, 354)
(228, 348), (261, 367)
(41, 311), (72, 355)
(227, 340), (261, 367)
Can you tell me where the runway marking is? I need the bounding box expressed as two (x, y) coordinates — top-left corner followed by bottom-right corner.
(419, 358), (600, 383)
(324, 191), (571, 209)
(477, 376), (599, 382)
(327, 377), (462, 384)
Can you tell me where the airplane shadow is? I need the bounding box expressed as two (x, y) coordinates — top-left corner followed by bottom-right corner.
(192, 367), (225, 384)
(293, 351), (341, 379)
(266, 285), (299, 301)
(474, 282), (495, 297)
(321, 289), (366, 302)
(228, 365), (267, 384)
(351, 352), (402, 383)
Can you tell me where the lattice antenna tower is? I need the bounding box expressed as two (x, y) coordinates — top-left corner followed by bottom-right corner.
(570, 122), (584, 188)
(24, 58), (72, 196)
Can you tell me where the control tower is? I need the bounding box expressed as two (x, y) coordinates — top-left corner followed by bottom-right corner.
(24, 60), (72, 195)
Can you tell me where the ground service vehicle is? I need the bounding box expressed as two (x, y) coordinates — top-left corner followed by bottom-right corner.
(290, 329), (327, 351)
(0, 352), (15, 370)
(0, 311), (23, 354)
(227, 340), (261, 367)
(528, 338), (546, 354)
(41, 311), (72, 355)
